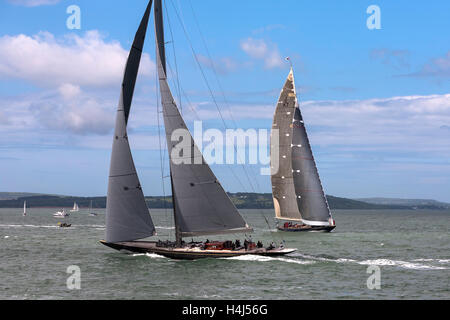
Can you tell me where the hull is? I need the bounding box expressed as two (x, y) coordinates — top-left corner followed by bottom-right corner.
(100, 240), (296, 260)
(277, 225), (335, 233)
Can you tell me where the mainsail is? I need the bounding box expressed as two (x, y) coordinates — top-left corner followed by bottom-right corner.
(71, 202), (79, 212)
(271, 69), (333, 226)
(106, 0), (156, 243)
(154, 0), (252, 238)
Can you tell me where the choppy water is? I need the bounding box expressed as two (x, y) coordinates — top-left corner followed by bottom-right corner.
(1, 208), (449, 300)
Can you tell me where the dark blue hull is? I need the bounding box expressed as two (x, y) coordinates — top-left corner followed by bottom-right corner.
(277, 225), (335, 233)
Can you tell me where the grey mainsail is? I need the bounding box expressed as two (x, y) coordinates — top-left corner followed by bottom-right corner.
(271, 69), (333, 226)
(106, 1), (156, 243)
(154, 0), (252, 238)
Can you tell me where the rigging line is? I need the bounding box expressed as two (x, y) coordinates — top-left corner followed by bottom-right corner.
(186, 0), (265, 194)
(155, 52), (171, 241)
(168, 0), (257, 193)
(186, 0), (281, 244)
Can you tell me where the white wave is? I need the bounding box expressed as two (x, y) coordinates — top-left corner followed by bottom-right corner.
(4, 236), (10, 239)
(336, 258), (358, 263)
(261, 229), (278, 232)
(412, 258), (450, 264)
(358, 259), (446, 270)
(155, 226), (175, 230)
(223, 254), (315, 265)
(412, 258), (434, 262)
(291, 252), (355, 263)
(70, 224), (105, 228)
(0, 224), (59, 229)
(131, 253), (166, 259)
(292, 253), (446, 270)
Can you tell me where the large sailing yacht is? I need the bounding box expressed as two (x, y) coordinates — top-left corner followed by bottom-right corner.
(100, 0), (296, 259)
(271, 68), (336, 232)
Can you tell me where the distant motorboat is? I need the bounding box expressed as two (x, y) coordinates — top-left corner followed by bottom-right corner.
(53, 209), (69, 218)
(70, 202), (79, 212)
(58, 222), (72, 228)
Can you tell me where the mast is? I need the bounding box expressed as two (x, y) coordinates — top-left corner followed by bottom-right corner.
(154, 0), (252, 238)
(105, 0), (156, 243)
(170, 173), (182, 246)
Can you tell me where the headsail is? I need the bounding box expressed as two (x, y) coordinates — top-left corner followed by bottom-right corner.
(271, 69), (333, 226)
(106, 0), (156, 243)
(154, 0), (252, 237)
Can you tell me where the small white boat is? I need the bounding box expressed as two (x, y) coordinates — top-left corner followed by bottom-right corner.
(70, 202), (79, 212)
(53, 209), (69, 218)
(23, 201), (27, 217)
(88, 200), (97, 216)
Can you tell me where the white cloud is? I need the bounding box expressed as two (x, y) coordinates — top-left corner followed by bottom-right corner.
(240, 38), (284, 69)
(58, 83), (81, 100)
(7, 0), (60, 6)
(0, 30), (155, 88)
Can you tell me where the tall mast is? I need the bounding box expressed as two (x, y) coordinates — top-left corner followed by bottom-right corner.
(170, 173), (182, 246)
(154, 0), (181, 246)
(154, 0), (166, 74)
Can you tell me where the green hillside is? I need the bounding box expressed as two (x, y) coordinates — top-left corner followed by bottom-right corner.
(0, 193), (415, 210)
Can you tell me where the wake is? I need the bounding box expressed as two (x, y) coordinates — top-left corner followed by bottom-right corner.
(291, 253), (447, 270)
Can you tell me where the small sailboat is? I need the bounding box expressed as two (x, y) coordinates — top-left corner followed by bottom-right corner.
(88, 200), (97, 216)
(53, 209), (69, 218)
(70, 202), (79, 212)
(23, 201), (27, 217)
(100, 0), (296, 259)
(271, 66), (336, 232)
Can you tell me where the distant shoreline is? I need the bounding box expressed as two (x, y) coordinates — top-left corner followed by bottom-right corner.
(1, 192), (449, 210)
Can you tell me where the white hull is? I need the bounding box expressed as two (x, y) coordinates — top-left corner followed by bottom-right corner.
(53, 210), (69, 218)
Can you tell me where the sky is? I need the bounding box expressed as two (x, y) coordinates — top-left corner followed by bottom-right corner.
(0, 0), (449, 202)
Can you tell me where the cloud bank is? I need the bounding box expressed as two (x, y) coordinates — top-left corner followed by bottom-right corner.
(0, 30), (155, 88)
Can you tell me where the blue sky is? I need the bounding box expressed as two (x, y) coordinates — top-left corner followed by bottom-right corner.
(0, 0), (449, 202)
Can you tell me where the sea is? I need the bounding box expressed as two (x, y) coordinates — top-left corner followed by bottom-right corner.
(0, 208), (449, 300)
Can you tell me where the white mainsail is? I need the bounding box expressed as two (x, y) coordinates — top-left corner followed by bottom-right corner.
(71, 202), (79, 212)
